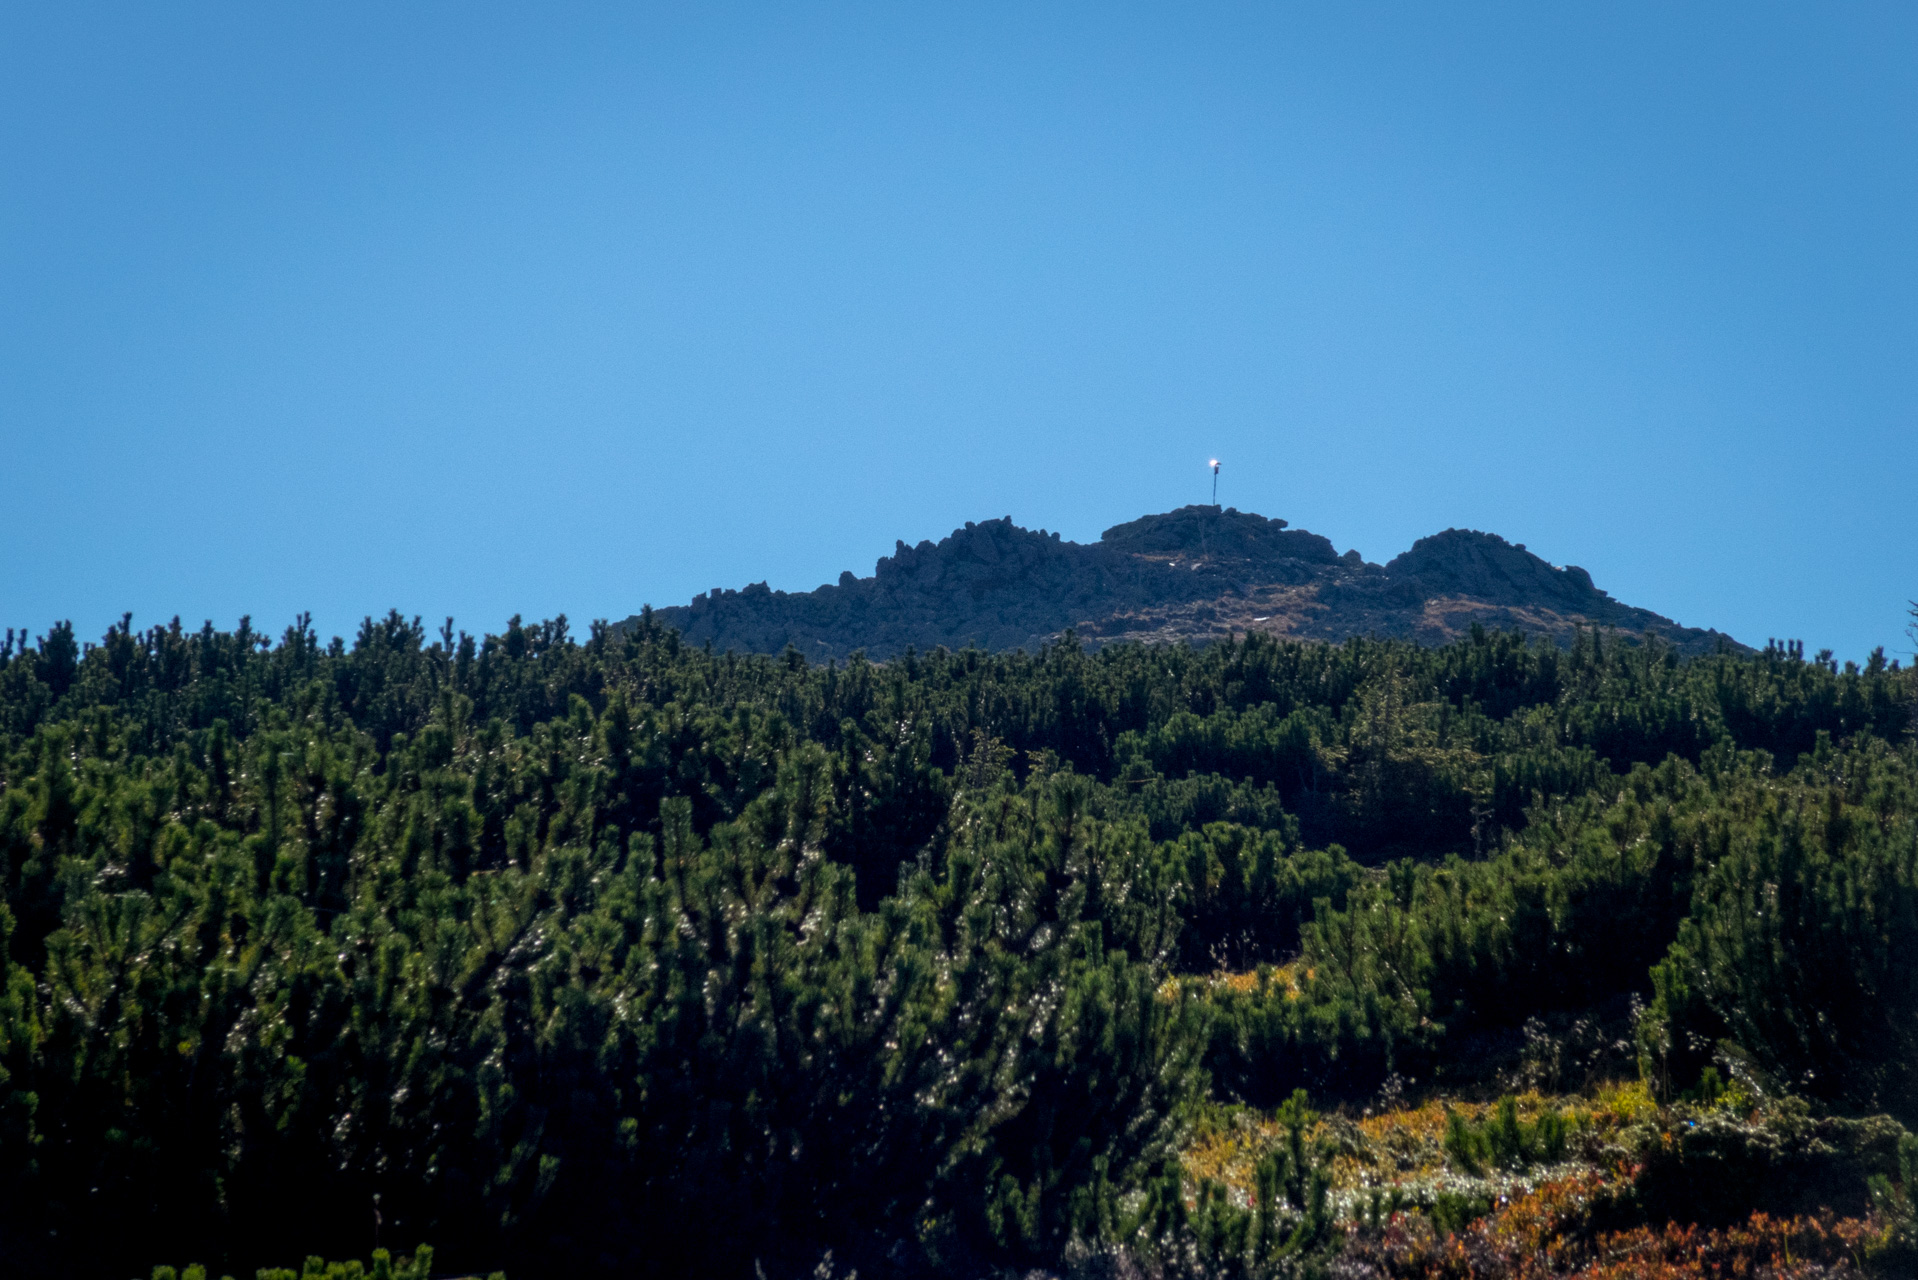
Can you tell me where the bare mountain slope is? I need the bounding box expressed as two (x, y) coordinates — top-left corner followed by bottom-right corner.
(624, 506), (1741, 659)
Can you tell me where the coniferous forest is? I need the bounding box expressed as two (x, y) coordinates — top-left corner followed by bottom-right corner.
(1, 611), (1916, 1278)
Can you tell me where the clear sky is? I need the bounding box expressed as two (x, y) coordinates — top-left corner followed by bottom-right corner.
(4, 3), (1913, 659)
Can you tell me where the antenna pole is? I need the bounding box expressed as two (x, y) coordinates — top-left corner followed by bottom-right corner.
(1210, 459), (1220, 508)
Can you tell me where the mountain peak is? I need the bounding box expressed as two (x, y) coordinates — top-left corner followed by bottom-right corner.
(626, 509), (1739, 659)
(1384, 528), (1605, 612)
(1096, 505), (1346, 566)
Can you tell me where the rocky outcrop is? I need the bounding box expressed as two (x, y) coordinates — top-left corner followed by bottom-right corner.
(1386, 530), (1604, 613)
(623, 507), (1743, 659)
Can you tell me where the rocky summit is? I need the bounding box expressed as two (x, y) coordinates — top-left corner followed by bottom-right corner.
(625, 506), (1741, 660)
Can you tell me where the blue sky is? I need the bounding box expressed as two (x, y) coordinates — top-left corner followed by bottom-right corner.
(4, 3), (1913, 659)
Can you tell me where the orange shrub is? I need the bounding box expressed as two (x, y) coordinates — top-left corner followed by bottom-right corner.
(1338, 1172), (1879, 1278)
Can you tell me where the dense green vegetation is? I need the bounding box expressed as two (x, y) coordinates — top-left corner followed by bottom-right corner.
(0, 612), (1912, 1277)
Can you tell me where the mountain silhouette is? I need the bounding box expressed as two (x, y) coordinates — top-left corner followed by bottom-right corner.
(624, 506), (1740, 659)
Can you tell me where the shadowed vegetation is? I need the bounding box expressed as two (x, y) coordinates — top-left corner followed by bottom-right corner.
(0, 613), (1912, 1276)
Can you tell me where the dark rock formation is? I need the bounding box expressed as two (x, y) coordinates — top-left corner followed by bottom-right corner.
(622, 506), (1742, 660)
(1386, 530), (1603, 612)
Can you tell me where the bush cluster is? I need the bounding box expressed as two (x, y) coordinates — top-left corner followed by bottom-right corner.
(0, 614), (1911, 1276)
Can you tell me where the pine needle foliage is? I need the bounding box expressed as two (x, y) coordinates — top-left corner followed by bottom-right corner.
(0, 613), (1912, 1276)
